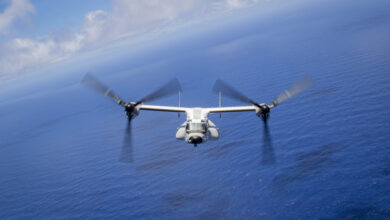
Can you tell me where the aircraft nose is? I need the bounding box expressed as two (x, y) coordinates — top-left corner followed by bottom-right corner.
(189, 136), (202, 145)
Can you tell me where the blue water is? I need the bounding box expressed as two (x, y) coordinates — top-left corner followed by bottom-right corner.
(1, 0), (390, 219)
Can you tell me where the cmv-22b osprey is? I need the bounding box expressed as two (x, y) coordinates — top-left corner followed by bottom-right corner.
(82, 74), (314, 147)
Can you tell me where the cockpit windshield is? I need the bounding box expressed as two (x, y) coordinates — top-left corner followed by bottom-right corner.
(186, 122), (206, 132)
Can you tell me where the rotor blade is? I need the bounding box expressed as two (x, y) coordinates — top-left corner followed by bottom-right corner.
(262, 122), (276, 165)
(120, 119), (133, 163)
(136, 78), (182, 105)
(212, 79), (260, 107)
(271, 75), (315, 107)
(81, 73), (126, 106)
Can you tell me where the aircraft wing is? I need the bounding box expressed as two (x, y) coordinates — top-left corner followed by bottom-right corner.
(139, 104), (188, 112)
(207, 106), (257, 113)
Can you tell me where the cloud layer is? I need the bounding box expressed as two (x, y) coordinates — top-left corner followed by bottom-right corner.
(0, 0), (34, 34)
(0, 0), (260, 77)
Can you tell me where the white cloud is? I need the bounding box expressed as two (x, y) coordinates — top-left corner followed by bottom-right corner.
(0, 0), (261, 77)
(0, 0), (34, 34)
(0, 38), (58, 74)
(79, 0), (199, 47)
(214, 0), (261, 10)
(60, 34), (85, 53)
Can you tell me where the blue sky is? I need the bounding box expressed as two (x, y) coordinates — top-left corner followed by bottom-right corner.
(0, 0), (262, 80)
(29, 0), (111, 36)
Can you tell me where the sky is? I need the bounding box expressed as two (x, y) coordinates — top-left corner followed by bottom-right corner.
(0, 0), (262, 80)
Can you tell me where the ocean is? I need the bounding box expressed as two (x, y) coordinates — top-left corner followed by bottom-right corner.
(1, 0), (390, 219)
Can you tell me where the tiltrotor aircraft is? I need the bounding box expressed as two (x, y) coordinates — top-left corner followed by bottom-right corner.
(82, 74), (314, 160)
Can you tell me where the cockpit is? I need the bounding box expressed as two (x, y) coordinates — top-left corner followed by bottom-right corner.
(186, 122), (206, 133)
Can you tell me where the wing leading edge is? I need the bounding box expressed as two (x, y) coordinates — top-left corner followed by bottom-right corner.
(139, 104), (188, 112)
(207, 106), (257, 113)
(139, 105), (257, 114)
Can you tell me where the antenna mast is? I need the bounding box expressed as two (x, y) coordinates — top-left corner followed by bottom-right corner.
(178, 90), (181, 118)
(219, 91), (222, 118)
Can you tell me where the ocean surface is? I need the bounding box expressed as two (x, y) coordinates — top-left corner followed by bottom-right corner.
(1, 0), (390, 219)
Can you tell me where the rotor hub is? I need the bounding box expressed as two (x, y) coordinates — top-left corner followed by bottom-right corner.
(256, 104), (270, 122)
(125, 103), (139, 120)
